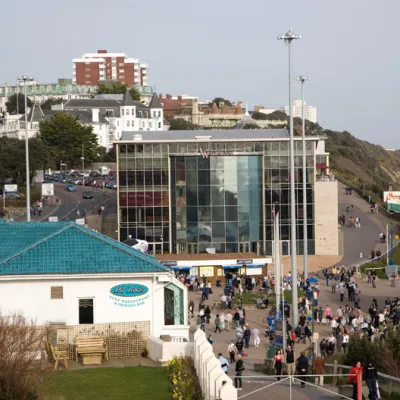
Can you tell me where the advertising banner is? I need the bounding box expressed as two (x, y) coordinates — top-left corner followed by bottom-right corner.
(4, 184), (17, 193)
(42, 183), (54, 196)
(384, 192), (400, 205)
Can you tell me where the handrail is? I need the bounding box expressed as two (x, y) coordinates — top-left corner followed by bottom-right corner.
(325, 363), (400, 383)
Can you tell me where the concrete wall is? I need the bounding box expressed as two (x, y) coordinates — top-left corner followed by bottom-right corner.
(0, 274), (189, 340)
(193, 329), (237, 400)
(147, 336), (193, 363)
(314, 180), (339, 255)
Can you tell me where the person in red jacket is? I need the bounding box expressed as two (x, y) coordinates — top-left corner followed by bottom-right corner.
(348, 361), (365, 400)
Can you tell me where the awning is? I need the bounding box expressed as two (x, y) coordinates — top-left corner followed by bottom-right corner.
(223, 265), (241, 269)
(171, 267), (191, 271)
(246, 264), (265, 268)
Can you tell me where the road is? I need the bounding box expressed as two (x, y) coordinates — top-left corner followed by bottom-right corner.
(52, 182), (117, 222)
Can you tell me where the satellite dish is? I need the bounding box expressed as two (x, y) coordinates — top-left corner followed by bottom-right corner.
(122, 239), (149, 254)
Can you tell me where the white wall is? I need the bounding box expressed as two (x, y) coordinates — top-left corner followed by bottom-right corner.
(147, 336), (193, 363)
(314, 180), (339, 255)
(0, 274), (189, 340)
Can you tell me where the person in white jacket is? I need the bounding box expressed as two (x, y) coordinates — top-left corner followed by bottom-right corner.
(225, 311), (233, 331)
(253, 328), (260, 348)
(220, 312), (226, 330)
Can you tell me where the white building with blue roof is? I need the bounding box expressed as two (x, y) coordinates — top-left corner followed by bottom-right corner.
(0, 220), (189, 341)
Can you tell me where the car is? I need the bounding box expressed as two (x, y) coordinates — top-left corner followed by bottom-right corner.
(5, 192), (21, 199)
(82, 191), (93, 199)
(64, 184), (76, 192)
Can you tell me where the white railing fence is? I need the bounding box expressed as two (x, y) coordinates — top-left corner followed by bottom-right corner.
(193, 329), (237, 400)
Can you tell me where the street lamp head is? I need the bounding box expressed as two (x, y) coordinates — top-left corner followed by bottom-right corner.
(18, 75), (34, 83)
(277, 29), (302, 42)
(296, 75), (312, 83)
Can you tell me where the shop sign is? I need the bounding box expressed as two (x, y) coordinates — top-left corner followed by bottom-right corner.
(109, 284), (150, 308)
(161, 261), (178, 267)
(199, 266), (214, 277)
(237, 259), (253, 265)
(110, 283), (148, 297)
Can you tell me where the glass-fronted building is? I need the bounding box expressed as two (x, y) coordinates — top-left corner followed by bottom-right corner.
(116, 129), (337, 257)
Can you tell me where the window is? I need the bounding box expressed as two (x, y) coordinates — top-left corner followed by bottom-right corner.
(131, 108), (135, 116)
(158, 111), (161, 117)
(119, 69), (124, 73)
(85, 62), (90, 65)
(85, 74), (91, 78)
(132, 120), (135, 127)
(164, 284), (184, 325)
(119, 63), (124, 66)
(158, 122), (162, 129)
(126, 109), (130, 115)
(127, 120), (130, 127)
(122, 109), (124, 116)
(50, 286), (63, 299)
(149, 122), (153, 128)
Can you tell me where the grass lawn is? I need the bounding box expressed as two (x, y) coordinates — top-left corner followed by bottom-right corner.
(39, 366), (171, 400)
(233, 289), (305, 305)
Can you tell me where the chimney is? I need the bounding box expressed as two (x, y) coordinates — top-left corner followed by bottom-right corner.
(166, 94), (171, 100)
(92, 108), (100, 123)
(97, 49), (107, 54)
(178, 96), (182, 102)
(159, 94), (163, 99)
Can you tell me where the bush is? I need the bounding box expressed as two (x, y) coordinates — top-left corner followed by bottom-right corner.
(0, 314), (46, 399)
(168, 356), (203, 400)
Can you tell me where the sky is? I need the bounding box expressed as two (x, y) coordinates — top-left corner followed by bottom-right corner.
(1, 0), (399, 147)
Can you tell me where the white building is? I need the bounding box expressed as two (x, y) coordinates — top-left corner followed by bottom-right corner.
(0, 220), (189, 341)
(0, 91), (164, 150)
(283, 99), (317, 123)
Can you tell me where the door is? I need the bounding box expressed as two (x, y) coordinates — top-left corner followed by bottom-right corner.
(79, 298), (94, 324)
(239, 242), (250, 253)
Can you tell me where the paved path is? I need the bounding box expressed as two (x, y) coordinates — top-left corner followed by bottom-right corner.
(338, 182), (389, 265)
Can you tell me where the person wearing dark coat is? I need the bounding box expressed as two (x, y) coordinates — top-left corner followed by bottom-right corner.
(234, 355), (245, 390)
(296, 352), (309, 388)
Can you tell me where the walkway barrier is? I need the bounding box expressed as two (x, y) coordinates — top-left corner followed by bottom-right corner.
(193, 328), (237, 400)
(237, 374), (360, 400)
(325, 362), (400, 399)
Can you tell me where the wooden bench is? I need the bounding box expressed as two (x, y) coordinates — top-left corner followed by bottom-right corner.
(75, 336), (108, 365)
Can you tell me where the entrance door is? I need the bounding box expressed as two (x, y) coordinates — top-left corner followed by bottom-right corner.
(239, 242), (250, 253)
(79, 299), (94, 324)
(281, 240), (290, 256)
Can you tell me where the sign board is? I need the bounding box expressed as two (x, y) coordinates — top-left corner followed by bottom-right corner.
(4, 184), (17, 193)
(75, 218), (85, 226)
(161, 261), (178, 267)
(384, 191), (400, 204)
(237, 259), (253, 265)
(190, 267), (198, 277)
(109, 283), (150, 308)
(49, 216), (58, 222)
(199, 266), (214, 277)
(42, 183), (54, 196)
(246, 267), (262, 276)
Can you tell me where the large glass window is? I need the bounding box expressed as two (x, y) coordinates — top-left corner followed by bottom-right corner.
(164, 283), (184, 326)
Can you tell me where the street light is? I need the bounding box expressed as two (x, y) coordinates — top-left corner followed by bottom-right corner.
(278, 29), (302, 325)
(296, 75), (311, 281)
(18, 74), (34, 222)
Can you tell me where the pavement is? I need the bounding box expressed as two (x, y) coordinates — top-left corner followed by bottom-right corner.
(187, 181), (396, 399)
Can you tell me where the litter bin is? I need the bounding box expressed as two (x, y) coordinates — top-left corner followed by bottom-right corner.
(266, 343), (277, 360)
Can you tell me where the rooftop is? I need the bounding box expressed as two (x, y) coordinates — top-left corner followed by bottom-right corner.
(119, 129), (290, 142)
(0, 220), (170, 276)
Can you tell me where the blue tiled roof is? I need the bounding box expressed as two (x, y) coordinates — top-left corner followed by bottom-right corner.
(0, 220), (171, 275)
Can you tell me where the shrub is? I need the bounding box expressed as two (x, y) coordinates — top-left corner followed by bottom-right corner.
(168, 356), (203, 400)
(0, 314), (46, 399)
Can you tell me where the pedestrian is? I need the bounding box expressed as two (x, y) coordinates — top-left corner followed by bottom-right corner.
(313, 355), (325, 386)
(218, 353), (229, 375)
(214, 314), (222, 333)
(355, 216), (361, 228)
(363, 360), (378, 400)
(233, 309), (240, 327)
(342, 332), (350, 353)
(225, 311), (233, 331)
(207, 334), (213, 345)
(296, 352), (309, 388)
(235, 338), (244, 357)
(348, 361), (365, 400)
(391, 272), (397, 287)
(228, 341), (236, 363)
(371, 250), (376, 260)
(285, 345), (295, 380)
(220, 312), (226, 330)
(273, 349), (283, 381)
(234, 355), (245, 391)
(243, 325), (251, 348)
(253, 327), (260, 348)
(98, 207), (101, 216)
(372, 275), (376, 289)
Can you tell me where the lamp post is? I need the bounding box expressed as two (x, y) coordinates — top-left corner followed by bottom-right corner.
(18, 75), (34, 222)
(278, 29), (302, 325)
(81, 144), (85, 187)
(296, 75), (311, 281)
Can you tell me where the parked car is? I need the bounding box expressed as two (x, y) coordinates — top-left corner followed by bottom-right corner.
(64, 184), (76, 192)
(82, 191), (93, 199)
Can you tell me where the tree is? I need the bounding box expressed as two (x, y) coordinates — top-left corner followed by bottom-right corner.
(39, 113), (99, 168)
(0, 137), (47, 184)
(169, 118), (200, 131)
(210, 97), (233, 107)
(6, 93), (33, 114)
(96, 82), (141, 101)
(40, 97), (63, 110)
(0, 314), (45, 399)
